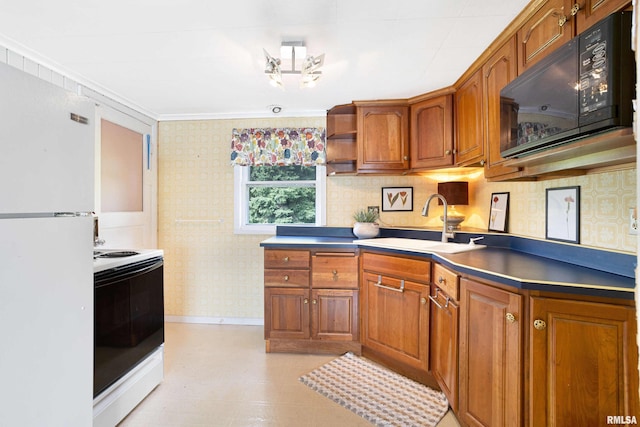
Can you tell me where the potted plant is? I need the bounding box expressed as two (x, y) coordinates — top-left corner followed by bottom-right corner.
(352, 208), (380, 239)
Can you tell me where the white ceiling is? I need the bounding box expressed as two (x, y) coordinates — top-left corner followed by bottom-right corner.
(0, 0), (530, 120)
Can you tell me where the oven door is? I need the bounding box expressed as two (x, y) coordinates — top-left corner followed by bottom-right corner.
(94, 257), (164, 397)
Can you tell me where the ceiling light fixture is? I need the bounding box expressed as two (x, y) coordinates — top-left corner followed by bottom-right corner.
(264, 41), (324, 89)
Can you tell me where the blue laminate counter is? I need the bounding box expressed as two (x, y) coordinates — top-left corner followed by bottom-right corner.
(261, 226), (636, 300)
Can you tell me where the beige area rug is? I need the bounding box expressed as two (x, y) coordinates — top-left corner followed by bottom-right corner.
(299, 352), (448, 427)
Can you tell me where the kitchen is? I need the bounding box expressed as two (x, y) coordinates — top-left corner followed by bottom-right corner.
(1, 0), (639, 426)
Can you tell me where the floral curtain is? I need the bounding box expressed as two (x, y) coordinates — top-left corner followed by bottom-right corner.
(230, 128), (326, 166)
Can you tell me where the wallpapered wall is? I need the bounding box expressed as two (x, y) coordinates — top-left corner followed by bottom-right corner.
(158, 117), (637, 322)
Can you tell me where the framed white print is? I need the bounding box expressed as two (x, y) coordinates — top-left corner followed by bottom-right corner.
(488, 192), (509, 232)
(546, 186), (580, 243)
(382, 187), (413, 212)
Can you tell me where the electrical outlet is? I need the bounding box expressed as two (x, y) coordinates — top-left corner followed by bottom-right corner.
(629, 208), (637, 235)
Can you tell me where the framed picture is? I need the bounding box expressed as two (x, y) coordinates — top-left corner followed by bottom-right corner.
(546, 186), (580, 243)
(382, 187), (413, 212)
(488, 192), (509, 232)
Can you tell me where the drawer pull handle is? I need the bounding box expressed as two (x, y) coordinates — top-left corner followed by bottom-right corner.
(506, 312), (517, 323)
(283, 256), (289, 263)
(332, 270), (339, 281)
(283, 275), (289, 281)
(534, 319), (547, 330)
(374, 275), (405, 293)
(438, 276), (445, 284)
(429, 292), (450, 309)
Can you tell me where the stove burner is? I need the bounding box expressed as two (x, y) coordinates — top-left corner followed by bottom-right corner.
(95, 251), (140, 258)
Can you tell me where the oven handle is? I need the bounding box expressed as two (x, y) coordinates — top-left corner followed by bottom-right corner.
(95, 258), (163, 287)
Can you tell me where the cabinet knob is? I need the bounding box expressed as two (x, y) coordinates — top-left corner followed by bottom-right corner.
(479, 159), (485, 166)
(438, 276), (445, 284)
(533, 319), (547, 330)
(304, 298), (309, 304)
(420, 297), (427, 305)
(445, 150), (452, 155)
(312, 299), (317, 305)
(403, 156), (409, 161)
(283, 256), (289, 263)
(506, 312), (517, 323)
(283, 275), (289, 281)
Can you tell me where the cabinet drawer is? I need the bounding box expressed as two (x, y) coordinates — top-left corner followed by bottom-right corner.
(433, 263), (459, 300)
(264, 249), (310, 269)
(264, 269), (309, 288)
(312, 253), (359, 289)
(362, 252), (430, 283)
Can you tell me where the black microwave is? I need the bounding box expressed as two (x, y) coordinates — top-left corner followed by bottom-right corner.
(500, 11), (634, 158)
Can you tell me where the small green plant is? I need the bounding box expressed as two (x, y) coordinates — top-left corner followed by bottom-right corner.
(353, 208), (379, 223)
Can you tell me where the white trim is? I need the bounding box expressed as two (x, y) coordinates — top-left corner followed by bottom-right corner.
(165, 315), (264, 326)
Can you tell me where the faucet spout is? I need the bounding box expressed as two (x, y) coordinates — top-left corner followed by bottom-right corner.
(422, 193), (455, 243)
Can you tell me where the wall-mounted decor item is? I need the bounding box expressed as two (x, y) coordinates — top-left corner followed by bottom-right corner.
(546, 186), (580, 243)
(382, 187), (413, 212)
(488, 192), (509, 232)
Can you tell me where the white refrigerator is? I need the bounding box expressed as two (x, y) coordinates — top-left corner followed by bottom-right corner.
(0, 62), (95, 426)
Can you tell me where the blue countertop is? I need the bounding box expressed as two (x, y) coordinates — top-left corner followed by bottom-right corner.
(261, 226), (636, 300)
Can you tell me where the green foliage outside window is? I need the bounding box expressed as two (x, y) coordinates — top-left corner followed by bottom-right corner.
(248, 165), (316, 224)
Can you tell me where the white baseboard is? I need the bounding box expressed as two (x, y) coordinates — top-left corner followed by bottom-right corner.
(165, 315), (264, 326)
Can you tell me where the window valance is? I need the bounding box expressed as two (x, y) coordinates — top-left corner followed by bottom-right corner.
(230, 128), (326, 166)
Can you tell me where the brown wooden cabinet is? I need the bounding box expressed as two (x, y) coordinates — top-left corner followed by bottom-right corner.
(454, 69), (485, 166)
(409, 92), (454, 170)
(360, 251), (431, 383)
(326, 103), (357, 175)
(355, 101), (409, 173)
(264, 248), (360, 354)
(482, 37), (524, 180)
(530, 296), (639, 426)
(459, 277), (523, 427)
(429, 264), (459, 411)
(518, 0), (629, 73)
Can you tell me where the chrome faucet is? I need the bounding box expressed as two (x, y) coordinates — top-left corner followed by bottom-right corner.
(422, 193), (455, 243)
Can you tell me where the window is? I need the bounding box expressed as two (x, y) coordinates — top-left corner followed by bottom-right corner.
(233, 165), (326, 234)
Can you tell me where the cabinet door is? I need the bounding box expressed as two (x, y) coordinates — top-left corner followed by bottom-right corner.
(311, 289), (359, 341)
(357, 105), (409, 172)
(482, 37), (522, 180)
(575, 0), (630, 33)
(410, 95), (453, 169)
(429, 286), (459, 411)
(264, 287), (310, 340)
(455, 69), (484, 166)
(459, 278), (522, 427)
(517, 0), (573, 74)
(530, 297), (639, 426)
(361, 272), (429, 371)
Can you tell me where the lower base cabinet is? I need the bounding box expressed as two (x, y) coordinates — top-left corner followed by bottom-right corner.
(530, 296), (639, 426)
(458, 278), (523, 427)
(360, 251), (431, 383)
(264, 248), (360, 354)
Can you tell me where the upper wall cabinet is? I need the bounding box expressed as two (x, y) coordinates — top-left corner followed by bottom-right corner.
(409, 93), (454, 170)
(454, 69), (485, 166)
(326, 104), (357, 175)
(518, 0), (630, 73)
(482, 38), (524, 180)
(355, 101), (409, 173)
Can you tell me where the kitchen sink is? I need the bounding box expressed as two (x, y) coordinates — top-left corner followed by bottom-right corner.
(355, 237), (485, 254)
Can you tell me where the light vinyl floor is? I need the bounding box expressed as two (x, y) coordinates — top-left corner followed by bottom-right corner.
(119, 322), (461, 427)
